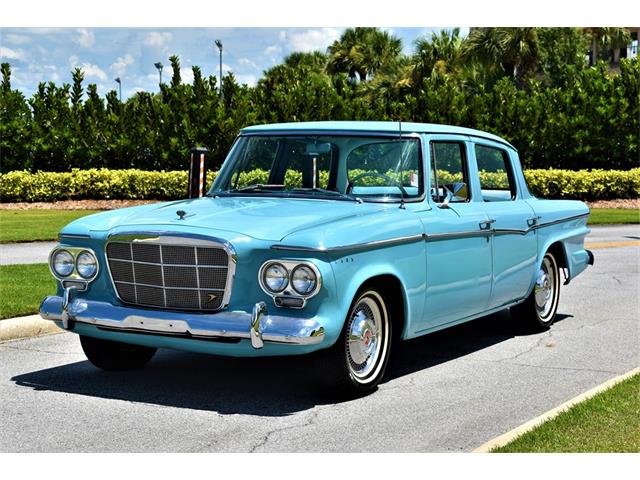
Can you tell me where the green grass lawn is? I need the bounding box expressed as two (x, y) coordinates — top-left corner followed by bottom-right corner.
(588, 208), (640, 224)
(493, 373), (640, 452)
(0, 209), (101, 243)
(0, 263), (56, 319)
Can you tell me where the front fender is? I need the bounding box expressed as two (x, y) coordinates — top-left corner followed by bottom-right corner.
(327, 242), (426, 342)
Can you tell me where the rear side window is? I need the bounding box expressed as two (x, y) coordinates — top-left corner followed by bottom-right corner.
(474, 145), (516, 201)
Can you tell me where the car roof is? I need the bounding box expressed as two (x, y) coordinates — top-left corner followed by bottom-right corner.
(241, 121), (515, 149)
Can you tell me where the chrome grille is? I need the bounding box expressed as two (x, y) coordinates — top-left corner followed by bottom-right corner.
(106, 238), (233, 311)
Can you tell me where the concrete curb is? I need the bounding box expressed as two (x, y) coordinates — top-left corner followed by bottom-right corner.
(473, 367), (640, 452)
(0, 314), (63, 342)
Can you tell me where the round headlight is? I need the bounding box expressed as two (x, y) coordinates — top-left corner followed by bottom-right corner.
(291, 265), (317, 295)
(76, 251), (98, 279)
(263, 263), (289, 293)
(52, 250), (74, 277)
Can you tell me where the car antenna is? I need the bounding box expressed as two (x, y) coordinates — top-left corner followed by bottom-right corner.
(398, 118), (406, 210)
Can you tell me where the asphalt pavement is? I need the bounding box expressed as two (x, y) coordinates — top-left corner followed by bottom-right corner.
(0, 241), (56, 265)
(0, 243), (637, 452)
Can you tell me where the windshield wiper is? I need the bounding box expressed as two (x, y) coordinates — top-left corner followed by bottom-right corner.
(290, 187), (362, 203)
(230, 184), (286, 193)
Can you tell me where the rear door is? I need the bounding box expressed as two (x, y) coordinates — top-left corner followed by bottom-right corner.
(471, 142), (538, 308)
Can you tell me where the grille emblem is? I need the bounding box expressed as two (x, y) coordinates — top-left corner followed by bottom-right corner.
(206, 293), (218, 302)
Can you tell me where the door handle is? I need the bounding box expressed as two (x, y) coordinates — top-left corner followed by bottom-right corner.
(479, 219), (496, 230)
(527, 216), (542, 227)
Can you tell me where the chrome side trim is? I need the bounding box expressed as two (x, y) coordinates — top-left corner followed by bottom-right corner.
(533, 213), (590, 230)
(105, 231), (237, 312)
(39, 296), (325, 348)
(271, 234), (425, 253)
(59, 233), (91, 239)
(425, 230), (491, 242)
(269, 213), (589, 253)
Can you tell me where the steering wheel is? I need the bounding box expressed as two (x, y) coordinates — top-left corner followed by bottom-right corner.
(347, 172), (409, 198)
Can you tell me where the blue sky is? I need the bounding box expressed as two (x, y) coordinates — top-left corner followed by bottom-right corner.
(0, 27), (468, 99)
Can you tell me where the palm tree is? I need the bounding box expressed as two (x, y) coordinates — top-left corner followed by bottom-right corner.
(585, 27), (631, 64)
(327, 27), (402, 82)
(407, 28), (463, 90)
(461, 27), (540, 86)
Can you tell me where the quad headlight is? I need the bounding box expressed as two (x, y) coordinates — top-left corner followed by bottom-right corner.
(76, 251), (98, 279)
(49, 247), (99, 282)
(291, 265), (317, 295)
(263, 262), (289, 293)
(52, 250), (74, 277)
(259, 260), (321, 307)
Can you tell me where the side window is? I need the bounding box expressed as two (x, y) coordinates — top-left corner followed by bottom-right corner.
(474, 144), (516, 202)
(430, 142), (470, 203)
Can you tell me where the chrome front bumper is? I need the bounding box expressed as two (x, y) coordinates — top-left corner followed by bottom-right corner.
(39, 293), (325, 349)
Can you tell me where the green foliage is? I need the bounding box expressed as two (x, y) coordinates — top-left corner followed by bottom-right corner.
(1, 167), (637, 203)
(0, 28), (638, 175)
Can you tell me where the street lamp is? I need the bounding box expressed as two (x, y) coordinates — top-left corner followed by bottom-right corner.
(214, 39), (223, 96)
(114, 77), (121, 101)
(154, 62), (164, 85)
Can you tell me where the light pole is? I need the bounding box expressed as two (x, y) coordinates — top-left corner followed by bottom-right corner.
(114, 77), (121, 101)
(154, 62), (164, 86)
(214, 39), (223, 96)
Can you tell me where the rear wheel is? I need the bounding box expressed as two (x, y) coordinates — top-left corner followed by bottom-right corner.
(314, 289), (392, 397)
(511, 252), (561, 331)
(80, 335), (156, 371)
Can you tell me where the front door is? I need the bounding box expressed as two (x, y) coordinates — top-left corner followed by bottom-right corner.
(416, 138), (493, 333)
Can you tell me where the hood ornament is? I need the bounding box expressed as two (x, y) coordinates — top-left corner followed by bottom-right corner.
(176, 210), (187, 220)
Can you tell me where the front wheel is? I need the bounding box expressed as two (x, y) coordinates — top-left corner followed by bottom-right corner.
(80, 335), (157, 371)
(314, 289), (392, 397)
(511, 252), (561, 331)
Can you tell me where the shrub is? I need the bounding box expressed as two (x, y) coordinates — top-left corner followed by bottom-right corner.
(0, 167), (638, 203)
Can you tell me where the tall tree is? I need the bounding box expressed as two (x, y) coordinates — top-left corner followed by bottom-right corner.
(327, 27), (402, 82)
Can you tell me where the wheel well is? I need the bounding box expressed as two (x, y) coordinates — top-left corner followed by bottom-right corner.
(359, 274), (406, 341)
(547, 242), (568, 269)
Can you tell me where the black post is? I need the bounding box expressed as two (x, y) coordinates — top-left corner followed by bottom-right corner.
(188, 147), (209, 199)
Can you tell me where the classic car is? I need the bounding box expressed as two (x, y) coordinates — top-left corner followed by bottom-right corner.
(40, 121), (594, 394)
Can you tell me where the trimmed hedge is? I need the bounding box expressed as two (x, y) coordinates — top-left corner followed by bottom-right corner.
(1, 167), (639, 203)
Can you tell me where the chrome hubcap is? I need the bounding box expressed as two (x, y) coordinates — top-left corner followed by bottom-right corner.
(346, 297), (383, 379)
(534, 257), (555, 319)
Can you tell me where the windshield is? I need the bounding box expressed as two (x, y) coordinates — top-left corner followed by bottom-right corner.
(210, 134), (423, 202)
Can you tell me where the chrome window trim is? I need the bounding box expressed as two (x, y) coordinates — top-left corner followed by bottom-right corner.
(258, 259), (322, 308)
(269, 213), (590, 253)
(48, 246), (99, 283)
(105, 232), (237, 312)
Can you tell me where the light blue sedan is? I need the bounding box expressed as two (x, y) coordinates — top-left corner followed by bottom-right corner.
(41, 122), (594, 395)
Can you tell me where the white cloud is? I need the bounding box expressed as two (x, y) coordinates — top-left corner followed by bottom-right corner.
(235, 74), (258, 87)
(238, 57), (260, 70)
(0, 46), (25, 60)
(180, 67), (194, 84)
(110, 54), (134, 76)
(75, 28), (95, 48)
(144, 31), (173, 48)
(264, 45), (282, 63)
(4, 34), (30, 45)
(287, 28), (341, 53)
(69, 57), (107, 81)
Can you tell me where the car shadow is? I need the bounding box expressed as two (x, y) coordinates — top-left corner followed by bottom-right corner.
(11, 309), (572, 416)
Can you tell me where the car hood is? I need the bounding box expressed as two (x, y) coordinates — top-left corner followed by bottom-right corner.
(79, 196), (385, 242)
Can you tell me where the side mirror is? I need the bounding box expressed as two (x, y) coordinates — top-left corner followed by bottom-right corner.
(438, 182), (467, 209)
